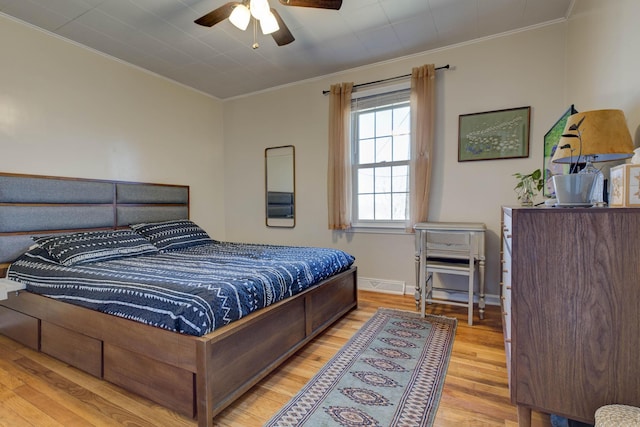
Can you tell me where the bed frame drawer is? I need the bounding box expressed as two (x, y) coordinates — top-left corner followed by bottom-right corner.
(308, 270), (357, 333)
(41, 321), (102, 377)
(208, 297), (307, 409)
(103, 343), (195, 417)
(0, 305), (39, 350)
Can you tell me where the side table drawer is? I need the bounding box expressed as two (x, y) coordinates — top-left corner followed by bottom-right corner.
(425, 230), (472, 259)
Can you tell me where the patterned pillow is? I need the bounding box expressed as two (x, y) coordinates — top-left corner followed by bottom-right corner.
(33, 229), (158, 266)
(129, 219), (214, 251)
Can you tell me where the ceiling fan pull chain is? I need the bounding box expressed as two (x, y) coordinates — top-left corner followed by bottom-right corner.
(252, 18), (259, 49)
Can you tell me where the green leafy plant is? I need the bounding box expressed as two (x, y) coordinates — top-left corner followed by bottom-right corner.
(513, 169), (544, 205)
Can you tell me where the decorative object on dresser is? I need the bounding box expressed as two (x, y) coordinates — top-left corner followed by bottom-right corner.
(458, 106), (531, 162)
(552, 109), (634, 206)
(265, 308), (456, 427)
(513, 168), (544, 206)
(501, 207), (640, 426)
(609, 162), (640, 207)
(414, 222), (486, 325)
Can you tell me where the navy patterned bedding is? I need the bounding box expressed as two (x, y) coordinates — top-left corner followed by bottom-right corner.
(7, 242), (355, 337)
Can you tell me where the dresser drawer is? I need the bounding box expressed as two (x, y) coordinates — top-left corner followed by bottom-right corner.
(502, 213), (513, 253)
(501, 208), (514, 392)
(502, 284), (512, 340)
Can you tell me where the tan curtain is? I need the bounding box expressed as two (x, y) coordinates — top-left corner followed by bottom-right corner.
(407, 64), (436, 232)
(327, 82), (354, 230)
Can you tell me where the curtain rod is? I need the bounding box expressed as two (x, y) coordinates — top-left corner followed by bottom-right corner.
(322, 64), (451, 95)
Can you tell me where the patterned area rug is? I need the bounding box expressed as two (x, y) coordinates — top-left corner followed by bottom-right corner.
(265, 308), (457, 427)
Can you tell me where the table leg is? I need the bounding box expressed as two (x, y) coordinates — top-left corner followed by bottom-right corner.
(479, 258), (486, 319)
(414, 254), (420, 310)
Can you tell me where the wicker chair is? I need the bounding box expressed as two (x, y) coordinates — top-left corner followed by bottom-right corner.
(595, 404), (640, 426)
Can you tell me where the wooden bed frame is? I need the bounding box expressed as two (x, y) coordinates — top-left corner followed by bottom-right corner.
(0, 172), (358, 426)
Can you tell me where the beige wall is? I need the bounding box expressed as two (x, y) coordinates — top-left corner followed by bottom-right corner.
(566, 0), (640, 143)
(0, 14), (226, 238)
(223, 23), (569, 301)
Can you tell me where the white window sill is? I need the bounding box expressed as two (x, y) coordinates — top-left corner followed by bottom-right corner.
(346, 225), (412, 235)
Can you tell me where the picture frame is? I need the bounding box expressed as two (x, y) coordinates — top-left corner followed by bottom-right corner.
(609, 164), (640, 207)
(543, 105), (578, 197)
(458, 106), (531, 162)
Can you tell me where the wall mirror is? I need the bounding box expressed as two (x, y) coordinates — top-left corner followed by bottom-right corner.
(265, 145), (295, 227)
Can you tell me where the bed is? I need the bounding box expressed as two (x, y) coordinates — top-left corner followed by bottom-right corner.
(0, 172), (358, 426)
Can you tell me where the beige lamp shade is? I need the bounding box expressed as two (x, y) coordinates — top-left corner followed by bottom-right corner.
(551, 109), (634, 163)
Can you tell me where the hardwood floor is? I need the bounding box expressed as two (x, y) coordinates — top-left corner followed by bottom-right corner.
(0, 291), (553, 426)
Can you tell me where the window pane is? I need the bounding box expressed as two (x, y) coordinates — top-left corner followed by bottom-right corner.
(359, 138), (375, 164)
(375, 109), (392, 137)
(392, 193), (407, 220)
(351, 87), (411, 227)
(358, 168), (374, 194)
(358, 194), (374, 220)
(392, 165), (408, 192)
(376, 137), (393, 163)
(359, 112), (375, 139)
(374, 167), (391, 193)
(393, 106), (410, 135)
(375, 193), (391, 220)
(393, 134), (410, 161)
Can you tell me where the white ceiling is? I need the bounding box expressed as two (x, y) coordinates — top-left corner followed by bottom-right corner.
(0, 0), (573, 99)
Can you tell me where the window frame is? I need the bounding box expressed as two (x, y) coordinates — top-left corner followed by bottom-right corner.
(350, 82), (411, 230)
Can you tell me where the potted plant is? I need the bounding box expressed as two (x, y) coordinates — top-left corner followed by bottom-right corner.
(559, 115), (585, 173)
(553, 114), (597, 204)
(513, 169), (544, 206)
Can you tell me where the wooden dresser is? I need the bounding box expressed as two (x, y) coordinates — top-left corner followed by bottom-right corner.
(501, 207), (640, 426)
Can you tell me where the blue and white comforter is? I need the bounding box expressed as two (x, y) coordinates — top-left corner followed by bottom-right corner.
(7, 242), (355, 336)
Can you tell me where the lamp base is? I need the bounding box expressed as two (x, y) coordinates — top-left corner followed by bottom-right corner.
(579, 156), (605, 205)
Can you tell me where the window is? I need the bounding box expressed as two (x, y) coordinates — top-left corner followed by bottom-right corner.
(351, 85), (411, 228)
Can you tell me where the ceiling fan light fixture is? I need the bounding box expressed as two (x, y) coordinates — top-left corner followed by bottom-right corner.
(250, 0), (270, 20)
(260, 10), (280, 34)
(229, 4), (251, 30)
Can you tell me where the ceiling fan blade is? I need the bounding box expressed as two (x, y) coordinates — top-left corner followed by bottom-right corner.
(194, 2), (240, 27)
(270, 9), (295, 46)
(278, 0), (342, 10)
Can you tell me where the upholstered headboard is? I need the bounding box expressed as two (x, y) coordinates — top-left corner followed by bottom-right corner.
(0, 172), (189, 274)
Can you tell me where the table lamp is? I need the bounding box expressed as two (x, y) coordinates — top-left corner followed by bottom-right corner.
(551, 109), (634, 205)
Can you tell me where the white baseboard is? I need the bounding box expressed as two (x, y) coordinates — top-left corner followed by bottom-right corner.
(358, 277), (405, 295)
(357, 279), (500, 306)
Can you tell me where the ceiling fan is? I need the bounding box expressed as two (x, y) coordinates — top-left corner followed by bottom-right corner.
(195, 0), (342, 48)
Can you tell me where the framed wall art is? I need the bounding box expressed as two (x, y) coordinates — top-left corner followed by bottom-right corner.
(609, 164), (640, 207)
(543, 105), (578, 197)
(458, 106), (531, 162)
